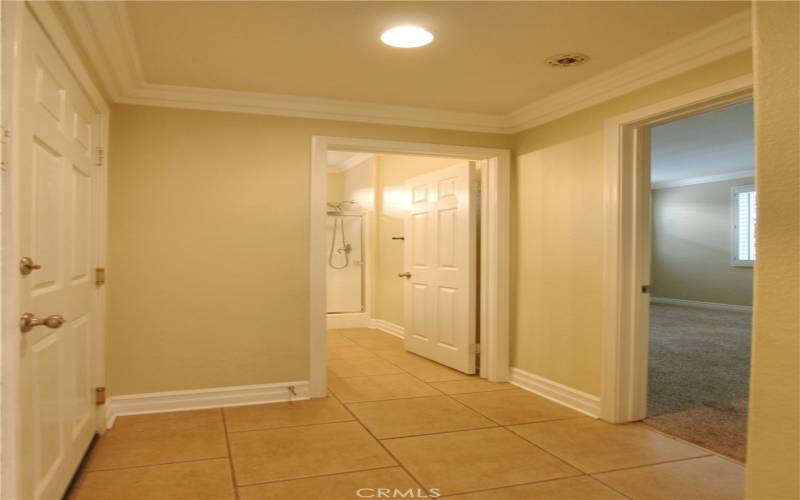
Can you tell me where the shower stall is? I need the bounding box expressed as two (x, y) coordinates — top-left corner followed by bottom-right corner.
(326, 202), (365, 314)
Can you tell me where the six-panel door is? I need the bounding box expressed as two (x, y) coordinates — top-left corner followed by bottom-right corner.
(17, 8), (100, 500)
(403, 162), (477, 374)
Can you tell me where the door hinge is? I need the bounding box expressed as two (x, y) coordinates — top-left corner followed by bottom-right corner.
(95, 267), (106, 286)
(96, 147), (105, 166)
(95, 387), (106, 405)
(469, 343), (481, 355)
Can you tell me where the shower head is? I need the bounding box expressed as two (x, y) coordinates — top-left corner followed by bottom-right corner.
(326, 200), (359, 213)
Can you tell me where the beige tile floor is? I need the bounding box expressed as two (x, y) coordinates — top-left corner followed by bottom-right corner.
(69, 328), (745, 499)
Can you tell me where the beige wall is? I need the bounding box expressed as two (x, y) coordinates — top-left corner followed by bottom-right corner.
(342, 158), (377, 212)
(745, 2), (799, 498)
(326, 172), (344, 203)
(512, 51), (753, 396)
(652, 179), (754, 306)
(108, 50), (752, 399)
(107, 104), (510, 396)
(374, 155), (461, 326)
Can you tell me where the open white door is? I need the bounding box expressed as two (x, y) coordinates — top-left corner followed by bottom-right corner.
(402, 162), (477, 373)
(14, 8), (101, 499)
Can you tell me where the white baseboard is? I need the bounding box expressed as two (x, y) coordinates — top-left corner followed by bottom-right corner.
(327, 312), (370, 329)
(368, 319), (405, 339)
(651, 297), (752, 312)
(509, 367), (600, 418)
(105, 381), (310, 428)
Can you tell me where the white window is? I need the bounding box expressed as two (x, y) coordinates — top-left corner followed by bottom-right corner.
(731, 185), (756, 266)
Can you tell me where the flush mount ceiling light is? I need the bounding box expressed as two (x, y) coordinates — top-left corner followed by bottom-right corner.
(545, 53), (590, 67)
(380, 25), (434, 48)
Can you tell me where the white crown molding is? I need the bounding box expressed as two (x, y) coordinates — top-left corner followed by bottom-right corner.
(104, 381), (310, 428)
(61, 1), (145, 100)
(328, 153), (375, 173)
(62, 4), (752, 135)
(652, 169), (754, 189)
(507, 10), (753, 133)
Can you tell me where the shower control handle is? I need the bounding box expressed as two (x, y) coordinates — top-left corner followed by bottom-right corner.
(398, 272), (412, 279)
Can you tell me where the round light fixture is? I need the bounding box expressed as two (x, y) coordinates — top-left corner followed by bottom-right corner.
(381, 26), (434, 48)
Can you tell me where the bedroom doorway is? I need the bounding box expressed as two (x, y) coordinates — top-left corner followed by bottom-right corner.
(646, 100), (754, 461)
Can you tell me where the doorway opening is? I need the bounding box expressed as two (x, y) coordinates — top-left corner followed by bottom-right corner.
(645, 100), (754, 461)
(600, 75), (753, 431)
(325, 152), (478, 373)
(310, 137), (511, 398)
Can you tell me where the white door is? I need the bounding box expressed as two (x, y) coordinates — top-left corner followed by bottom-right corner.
(16, 9), (100, 500)
(403, 162), (477, 373)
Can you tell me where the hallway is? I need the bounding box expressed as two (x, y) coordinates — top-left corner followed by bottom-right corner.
(69, 329), (745, 499)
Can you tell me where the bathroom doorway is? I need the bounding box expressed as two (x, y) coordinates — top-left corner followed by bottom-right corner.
(325, 152), (479, 372)
(309, 137), (511, 398)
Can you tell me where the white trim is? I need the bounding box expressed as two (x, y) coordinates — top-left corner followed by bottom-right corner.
(368, 319), (405, 339)
(326, 313), (370, 329)
(328, 153), (375, 173)
(509, 368), (600, 418)
(105, 382), (310, 428)
(730, 184), (756, 267)
(602, 76), (753, 423)
(507, 11), (752, 132)
(2, 3), (110, 498)
(61, 5), (750, 134)
(59, 0), (144, 100)
(26, 3), (110, 113)
(652, 170), (754, 189)
(310, 137), (511, 397)
(651, 297), (752, 312)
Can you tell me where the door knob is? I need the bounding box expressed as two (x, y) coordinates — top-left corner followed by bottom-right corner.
(20, 313), (65, 333)
(19, 257), (42, 275)
(398, 272), (411, 279)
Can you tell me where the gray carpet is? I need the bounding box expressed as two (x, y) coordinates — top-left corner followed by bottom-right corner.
(645, 302), (751, 462)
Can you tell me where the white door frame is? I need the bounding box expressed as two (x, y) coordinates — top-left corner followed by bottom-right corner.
(1, 2), (109, 497)
(600, 75), (753, 423)
(310, 136), (510, 397)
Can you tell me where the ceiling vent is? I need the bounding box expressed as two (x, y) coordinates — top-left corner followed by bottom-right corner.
(545, 53), (589, 68)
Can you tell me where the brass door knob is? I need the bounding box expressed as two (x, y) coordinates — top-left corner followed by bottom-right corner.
(20, 313), (65, 333)
(19, 257), (42, 275)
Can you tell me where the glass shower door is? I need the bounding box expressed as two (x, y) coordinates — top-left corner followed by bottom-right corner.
(326, 214), (364, 313)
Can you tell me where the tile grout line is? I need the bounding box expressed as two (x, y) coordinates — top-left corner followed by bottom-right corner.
(220, 409), (241, 499)
(338, 342), (608, 500)
(334, 332), (707, 477)
(434, 473), (609, 499)
(83, 456), (232, 475)
(640, 420), (747, 466)
(326, 382), (436, 497)
(234, 465), (402, 490)
(588, 453), (716, 476)
(226, 417), (357, 435)
(341, 331), (598, 495)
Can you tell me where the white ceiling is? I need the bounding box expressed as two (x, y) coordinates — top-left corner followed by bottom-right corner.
(651, 100), (754, 187)
(124, 1), (747, 115)
(62, 2), (752, 133)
